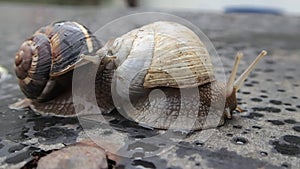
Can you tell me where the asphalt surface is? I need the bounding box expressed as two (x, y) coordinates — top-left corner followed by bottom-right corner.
(0, 3), (299, 169)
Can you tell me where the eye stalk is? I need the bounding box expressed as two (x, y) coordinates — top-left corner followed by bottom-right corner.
(225, 50), (267, 114)
(226, 52), (243, 97)
(226, 50), (267, 96)
(234, 50), (267, 91)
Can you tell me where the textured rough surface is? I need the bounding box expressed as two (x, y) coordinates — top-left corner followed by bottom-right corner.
(0, 3), (300, 169)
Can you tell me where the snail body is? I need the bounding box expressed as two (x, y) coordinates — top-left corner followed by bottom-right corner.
(84, 21), (267, 130)
(11, 21), (114, 115)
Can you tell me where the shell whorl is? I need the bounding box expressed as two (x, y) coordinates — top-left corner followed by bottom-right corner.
(14, 21), (101, 101)
(15, 33), (52, 99)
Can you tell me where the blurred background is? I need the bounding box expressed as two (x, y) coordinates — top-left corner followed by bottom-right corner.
(0, 0), (299, 15)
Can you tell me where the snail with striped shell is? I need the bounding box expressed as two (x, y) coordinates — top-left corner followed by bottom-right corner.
(82, 21), (267, 130)
(10, 21), (115, 115)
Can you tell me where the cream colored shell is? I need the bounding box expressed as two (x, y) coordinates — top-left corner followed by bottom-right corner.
(108, 21), (215, 97)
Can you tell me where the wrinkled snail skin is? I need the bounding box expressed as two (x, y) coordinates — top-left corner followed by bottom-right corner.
(92, 21), (266, 130)
(121, 81), (235, 130)
(11, 21), (112, 116)
(95, 68), (115, 114)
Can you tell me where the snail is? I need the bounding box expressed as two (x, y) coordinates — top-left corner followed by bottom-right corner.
(82, 21), (267, 130)
(10, 21), (115, 116)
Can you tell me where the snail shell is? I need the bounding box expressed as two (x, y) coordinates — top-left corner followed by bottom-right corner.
(109, 21), (214, 98)
(14, 21), (100, 101)
(11, 21), (114, 115)
(92, 21), (266, 130)
(94, 21), (222, 130)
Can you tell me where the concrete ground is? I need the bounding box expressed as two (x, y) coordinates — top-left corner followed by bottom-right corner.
(0, 3), (299, 169)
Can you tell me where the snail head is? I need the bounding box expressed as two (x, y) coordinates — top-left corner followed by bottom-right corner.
(80, 39), (116, 70)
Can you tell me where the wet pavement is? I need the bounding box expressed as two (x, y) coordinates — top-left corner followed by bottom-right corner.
(0, 3), (300, 169)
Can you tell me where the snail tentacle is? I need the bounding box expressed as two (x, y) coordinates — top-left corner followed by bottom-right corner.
(234, 50), (267, 91)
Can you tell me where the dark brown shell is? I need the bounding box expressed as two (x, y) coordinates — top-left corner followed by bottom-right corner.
(14, 21), (101, 101)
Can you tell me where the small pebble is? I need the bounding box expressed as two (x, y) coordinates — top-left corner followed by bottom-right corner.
(259, 151), (268, 156)
(37, 141), (108, 169)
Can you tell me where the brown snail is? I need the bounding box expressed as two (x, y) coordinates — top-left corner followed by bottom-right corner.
(10, 21), (114, 115)
(82, 21), (267, 130)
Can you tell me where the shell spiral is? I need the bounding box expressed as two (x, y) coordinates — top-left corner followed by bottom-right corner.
(14, 21), (101, 101)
